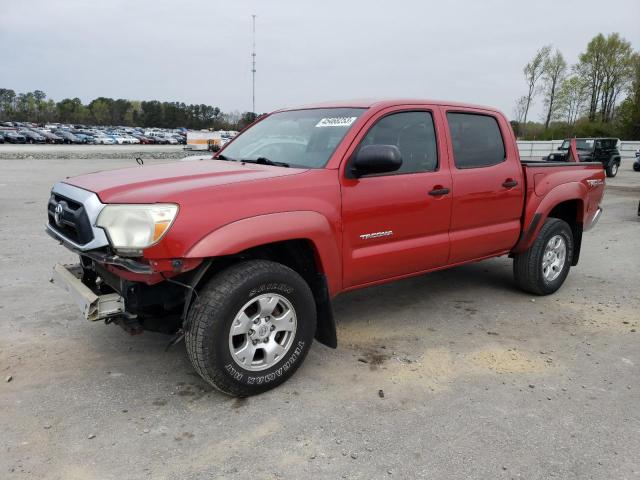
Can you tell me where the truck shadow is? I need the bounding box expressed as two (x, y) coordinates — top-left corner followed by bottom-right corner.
(333, 256), (518, 321)
(80, 256), (519, 401)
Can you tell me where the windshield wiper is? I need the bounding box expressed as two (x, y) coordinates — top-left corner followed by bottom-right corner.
(214, 154), (236, 161)
(242, 157), (290, 168)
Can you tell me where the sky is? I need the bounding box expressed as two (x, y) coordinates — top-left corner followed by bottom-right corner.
(1, 0), (639, 120)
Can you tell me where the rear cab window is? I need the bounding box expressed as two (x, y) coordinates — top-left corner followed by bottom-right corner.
(446, 112), (505, 169)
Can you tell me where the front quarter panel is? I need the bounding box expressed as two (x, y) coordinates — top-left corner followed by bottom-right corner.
(184, 211), (342, 295)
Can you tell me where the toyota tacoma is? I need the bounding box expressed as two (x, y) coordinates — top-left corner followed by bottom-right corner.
(47, 99), (605, 396)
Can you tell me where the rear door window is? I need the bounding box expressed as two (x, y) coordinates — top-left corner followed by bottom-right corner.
(447, 113), (505, 169)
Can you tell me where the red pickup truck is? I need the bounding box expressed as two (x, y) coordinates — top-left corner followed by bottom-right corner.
(48, 99), (605, 396)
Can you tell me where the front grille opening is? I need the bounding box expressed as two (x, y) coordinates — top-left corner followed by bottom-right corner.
(48, 193), (94, 245)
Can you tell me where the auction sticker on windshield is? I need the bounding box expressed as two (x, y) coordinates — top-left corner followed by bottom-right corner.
(315, 117), (358, 128)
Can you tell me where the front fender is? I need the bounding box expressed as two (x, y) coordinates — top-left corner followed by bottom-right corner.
(185, 211), (342, 295)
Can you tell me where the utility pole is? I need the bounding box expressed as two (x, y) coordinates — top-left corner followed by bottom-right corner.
(251, 14), (256, 114)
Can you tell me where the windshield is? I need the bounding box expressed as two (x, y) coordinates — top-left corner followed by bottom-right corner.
(560, 139), (594, 150)
(218, 108), (366, 168)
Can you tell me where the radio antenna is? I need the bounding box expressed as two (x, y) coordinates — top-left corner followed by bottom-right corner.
(251, 14), (257, 114)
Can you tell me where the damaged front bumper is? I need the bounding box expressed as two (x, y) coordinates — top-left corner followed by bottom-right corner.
(51, 263), (125, 321)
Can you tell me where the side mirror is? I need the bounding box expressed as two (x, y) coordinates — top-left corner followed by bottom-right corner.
(209, 143), (220, 152)
(350, 145), (402, 177)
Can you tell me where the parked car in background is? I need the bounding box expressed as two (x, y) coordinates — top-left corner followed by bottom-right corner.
(633, 150), (640, 172)
(544, 137), (622, 177)
(55, 130), (83, 144)
(106, 133), (127, 144)
(0, 133), (4, 144)
(37, 130), (64, 144)
(93, 134), (116, 145)
(149, 134), (169, 144)
(172, 134), (186, 145)
(73, 133), (95, 144)
(18, 129), (46, 144)
(132, 134), (154, 144)
(1, 130), (27, 143)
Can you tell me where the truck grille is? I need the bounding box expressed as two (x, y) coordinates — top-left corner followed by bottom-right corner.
(47, 193), (94, 245)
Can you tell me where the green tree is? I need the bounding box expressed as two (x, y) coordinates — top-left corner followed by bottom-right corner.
(0, 88), (17, 120)
(56, 98), (88, 124)
(111, 98), (132, 125)
(89, 98), (111, 125)
(141, 100), (163, 127)
(555, 76), (589, 126)
(617, 53), (640, 139)
(577, 33), (635, 122)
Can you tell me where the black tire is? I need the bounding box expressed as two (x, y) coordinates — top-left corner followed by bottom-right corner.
(185, 260), (316, 397)
(513, 218), (574, 295)
(605, 161), (618, 177)
(633, 163), (640, 172)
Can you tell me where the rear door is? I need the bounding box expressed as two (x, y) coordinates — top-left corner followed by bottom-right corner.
(443, 109), (524, 263)
(341, 107), (452, 287)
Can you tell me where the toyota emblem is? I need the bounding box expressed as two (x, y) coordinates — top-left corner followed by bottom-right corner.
(54, 203), (64, 227)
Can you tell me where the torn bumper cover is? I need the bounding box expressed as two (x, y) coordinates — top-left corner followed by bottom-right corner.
(51, 263), (125, 321)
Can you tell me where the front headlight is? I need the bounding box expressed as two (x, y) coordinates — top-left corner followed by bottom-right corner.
(96, 204), (178, 254)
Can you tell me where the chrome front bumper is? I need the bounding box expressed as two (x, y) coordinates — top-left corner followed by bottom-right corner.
(51, 263), (124, 321)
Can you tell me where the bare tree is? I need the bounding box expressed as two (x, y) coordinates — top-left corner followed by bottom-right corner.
(542, 49), (567, 129)
(522, 45), (551, 128)
(512, 96), (528, 123)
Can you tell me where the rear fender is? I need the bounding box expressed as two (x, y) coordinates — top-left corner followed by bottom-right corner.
(512, 182), (586, 254)
(185, 211), (342, 295)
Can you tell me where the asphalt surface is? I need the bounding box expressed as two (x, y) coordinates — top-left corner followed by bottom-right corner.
(1, 154), (639, 480)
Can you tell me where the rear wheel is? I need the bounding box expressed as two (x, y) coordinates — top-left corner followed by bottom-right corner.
(606, 161), (618, 177)
(185, 260), (316, 397)
(513, 218), (574, 295)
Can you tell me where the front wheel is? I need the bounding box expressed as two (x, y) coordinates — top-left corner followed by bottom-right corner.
(513, 218), (574, 295)
(606, 161), (618, 177)
(185, 260), (316, 397)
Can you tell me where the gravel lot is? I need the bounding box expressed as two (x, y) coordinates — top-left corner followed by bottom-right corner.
(1, 152), (639, 479)
(0, 144), (198, 161)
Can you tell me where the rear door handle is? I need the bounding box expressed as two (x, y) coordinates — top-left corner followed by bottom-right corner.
(428, 187), (450, 196)
(502, 179), (518, 188)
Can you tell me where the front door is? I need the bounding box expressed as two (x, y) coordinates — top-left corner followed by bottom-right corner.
(341, 109), (452, 288)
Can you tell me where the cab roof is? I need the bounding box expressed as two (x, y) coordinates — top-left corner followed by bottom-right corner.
(278, 98), (502, 114)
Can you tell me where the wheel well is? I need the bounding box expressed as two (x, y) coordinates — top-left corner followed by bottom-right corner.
(547, 200), (583, 266)
(199, 239), (337, 348)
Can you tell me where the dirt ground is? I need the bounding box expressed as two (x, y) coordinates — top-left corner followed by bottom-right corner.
(1, 152), (639, 479)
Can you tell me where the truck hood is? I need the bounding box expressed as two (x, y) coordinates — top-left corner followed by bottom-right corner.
(64, 159), (308, 203)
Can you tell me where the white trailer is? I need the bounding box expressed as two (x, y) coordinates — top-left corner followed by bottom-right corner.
(186, 131), (221, 151)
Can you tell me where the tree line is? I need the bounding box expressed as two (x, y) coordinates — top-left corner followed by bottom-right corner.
(513, 32), (639, 140)
(0, 89), (258, 131)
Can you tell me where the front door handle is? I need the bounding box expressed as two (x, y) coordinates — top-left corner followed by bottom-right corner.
(502, 179), (518, 188)
(428, 187), (450, 196)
